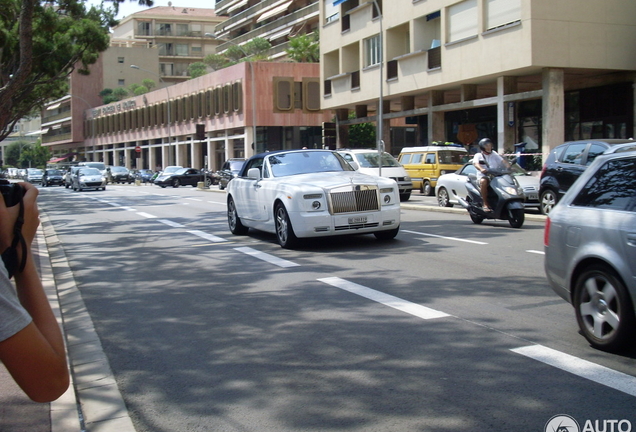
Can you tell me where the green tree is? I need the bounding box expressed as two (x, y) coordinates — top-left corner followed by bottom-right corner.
(128, 83), (141, 94)
(243, 37), (271, 61)
(133, 85), (148, 96)
(113, 87), (129, 101)
(286, 32), (319, 63)
(188, 62), (208, 79)
(203, 53), (230, 71)
(19, 141), (50, 168)
(0, 0), (153, 142)
(142, 78), (156, 91)
(4, 142), (27, 167)
(348, 113), (376, 148)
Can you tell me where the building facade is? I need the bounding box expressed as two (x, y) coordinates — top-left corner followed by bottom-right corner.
(320, 0), (636, 159)
(214, 0), (320, 60)
(56, 62), (329, 171)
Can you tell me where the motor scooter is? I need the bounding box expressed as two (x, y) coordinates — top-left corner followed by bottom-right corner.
(457, 164), (526, 228)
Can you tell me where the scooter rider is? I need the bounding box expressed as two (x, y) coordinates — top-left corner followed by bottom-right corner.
(473, 138), (510, 212)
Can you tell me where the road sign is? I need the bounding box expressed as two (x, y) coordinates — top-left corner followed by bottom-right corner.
(135, 146), (141, 153)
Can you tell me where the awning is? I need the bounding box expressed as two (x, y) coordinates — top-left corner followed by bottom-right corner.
(47, 156), (68, 163)
(257, 0), (292, 23)
(46, 102), (61, 110)
(228, 0), (248, 12)
(268, 27), (292, 41)
(333, 0), (348, 5)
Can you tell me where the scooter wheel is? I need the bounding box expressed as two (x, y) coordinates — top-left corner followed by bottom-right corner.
(508, 208), (524, 228)
(470, 213), (484, 224)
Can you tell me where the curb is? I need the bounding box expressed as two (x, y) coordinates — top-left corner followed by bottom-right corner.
(41, 211), (136, 432)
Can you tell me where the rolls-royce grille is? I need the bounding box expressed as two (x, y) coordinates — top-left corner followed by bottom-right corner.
(330, 189), (379, 214)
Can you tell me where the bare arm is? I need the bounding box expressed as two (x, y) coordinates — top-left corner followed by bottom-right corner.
(0, 183), (69, 402)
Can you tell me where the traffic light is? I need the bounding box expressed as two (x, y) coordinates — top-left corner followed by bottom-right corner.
(322, 122), (336, 149)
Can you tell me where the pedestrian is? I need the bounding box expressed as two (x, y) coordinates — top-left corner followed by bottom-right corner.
(0, 182), (69, 402)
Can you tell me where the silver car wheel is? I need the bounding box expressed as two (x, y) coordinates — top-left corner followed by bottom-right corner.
(437, 187), (452, 207)
(540, 189), (557, 215)
(274, 204), (297, 248)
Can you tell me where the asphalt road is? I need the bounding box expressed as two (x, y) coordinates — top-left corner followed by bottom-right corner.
(37, 184), (636, 432)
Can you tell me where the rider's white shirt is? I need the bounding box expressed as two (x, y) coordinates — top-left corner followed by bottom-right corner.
(473, 151), (505, 179)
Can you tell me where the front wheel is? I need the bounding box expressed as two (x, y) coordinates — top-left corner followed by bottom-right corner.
(422, 180), (433, 196)
(172, 179), (180, 188)
(540, 189), (557, 215)
(274, 203), (298, 249)
(399, 191), (411, 202)
(436, 187), (453, 207)
(227, 197), (248, 235)
(574, 265), (636, 352)
(204, 177), (212, 188)
(508, 208), (525, 228)
(374, 226), (399, 241)
(470, 212), (484, 224)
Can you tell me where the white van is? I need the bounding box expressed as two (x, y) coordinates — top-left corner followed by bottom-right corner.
(337, 149), (413, 201)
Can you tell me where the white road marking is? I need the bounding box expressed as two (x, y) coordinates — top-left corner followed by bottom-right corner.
(526, 250), (545, 255)
(158, 219), (185, 228)
(187, 230), (227, 243)
(186, 198), (202, 202)
(402, 229), (488, 245)
(136, 212), (157, 218)
(318, 277), (450, 320)
(208, 201), (227, 206)
(234, 247), (300, 268)
(511, 345), (636, 397)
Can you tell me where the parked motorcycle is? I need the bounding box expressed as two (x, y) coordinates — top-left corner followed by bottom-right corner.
(457, 163), (526, 228)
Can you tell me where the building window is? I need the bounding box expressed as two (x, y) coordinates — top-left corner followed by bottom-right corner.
(159, 43), (174, 56)
(137, 21), (151, 36)
(447, 0), (478, 43)
(156, 23), (172, 36)
(177, 23), (189, 36)
(190, 24), (202, 37)
(160, 63), (174, 76)
(486, 0), (521, 30)
(364, 34), (381, 68)
(324, 0), (339, 24)
(176, 44), (189, 56)
(191, 46), (202, 54)
(118, 79), (125, 86)
(118, 57), (124, 64)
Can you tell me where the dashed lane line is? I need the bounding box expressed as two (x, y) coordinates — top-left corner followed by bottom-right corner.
(401, 229), (488, 245)
(158, 219), (185, 228)
(187, 230), (227, 243)
(526, 250), (545, 255)
(318, 276), (451, 320)
(234, 247), (300, 268)
(511, 345), (636, 397)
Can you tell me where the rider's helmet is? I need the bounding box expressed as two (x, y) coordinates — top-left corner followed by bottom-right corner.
(478, 138), (493, 152)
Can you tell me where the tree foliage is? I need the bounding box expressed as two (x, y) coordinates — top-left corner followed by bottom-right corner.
(0, 0), (153, 141)
(348, 112), (376, 148)
(203, 37), (271, 71)
(4, 140), (50, 168)
(286, 32), (319, 63)
(187, 62), (208, 79)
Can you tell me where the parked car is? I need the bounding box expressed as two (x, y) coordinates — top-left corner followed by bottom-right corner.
(71, 167), (106, 191)
(7, 168), (18, 179)
(154, 168), (213, 188)
(539, 138), (634, 215)
(24, 168), (44, 184)
(131, 169), (155, 183)
(544, 150), (636, 352)
(107, 166), (133, 184)
(42, 169), (65, 187)
(216, 158), (245, 190)
(435, 160), (539, 209)
(64, 166), (81, 188)
(337, 149), (413, 202)
(226, 149), (401, 248)
(398, 144), (469, 195)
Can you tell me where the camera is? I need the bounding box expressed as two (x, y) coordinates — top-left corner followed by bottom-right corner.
(0, 179), (24, 207)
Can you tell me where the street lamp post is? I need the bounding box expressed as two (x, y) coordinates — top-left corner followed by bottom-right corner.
(205, 33), (258, 156)
(130, 65), (173, 167)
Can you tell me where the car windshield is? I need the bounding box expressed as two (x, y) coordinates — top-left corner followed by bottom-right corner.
(46, 169), (62, 175)
(79, 168), (101, 176)
(268, 151), (352, 177)
(28, 169), (43, 174)
(173, 168), (188, 175)
(510, 163), (530, 176)
(112, 167), (127, 172)
(229, 161), (245, 172)
(163, 166), (183, 174)
(83, 163), (105, 171)
(353, 152), (402, 168)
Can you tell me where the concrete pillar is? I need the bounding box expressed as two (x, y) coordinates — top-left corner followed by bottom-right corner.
(335, 108), (349, 148)
(428, 90), (445, 143)
(148, 146), (156, 172)
(497, 76), (518, 154)
(244, 127), (254, 158)
(542, 68), (565, 158)
(162, 145), (170, 170)
(192, 140), (203, 169)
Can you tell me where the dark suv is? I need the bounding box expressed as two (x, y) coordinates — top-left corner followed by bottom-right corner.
(539, 139), (634, 214)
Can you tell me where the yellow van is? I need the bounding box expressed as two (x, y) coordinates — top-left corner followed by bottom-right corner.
(398, 145), (469, 195)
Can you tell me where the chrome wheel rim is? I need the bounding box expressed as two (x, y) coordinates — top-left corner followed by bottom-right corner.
(579, 274), (620, 341)
(275, 207), (288, 244)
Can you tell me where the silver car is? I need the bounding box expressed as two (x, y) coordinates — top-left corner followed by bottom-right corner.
(71, 167), (106, 191)
(544, 150), (636, 352)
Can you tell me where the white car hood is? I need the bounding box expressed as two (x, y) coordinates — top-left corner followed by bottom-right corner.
(283, 171), (394, 189)
(82, 175), (102, 182)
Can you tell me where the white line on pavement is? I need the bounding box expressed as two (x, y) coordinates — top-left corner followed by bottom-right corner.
(511, 345), (636, 397)
(187, 230), (227, 243)
(318, 277), (451, 320)
(136, 212), (157, 218)
(401, 229), (488, 245)
(234, 247), (300, 268)
(526, 250), (545, 255)
(186, 198), (202, 202)
(208, 201), (227, 206)
(158, 219), (185, 228)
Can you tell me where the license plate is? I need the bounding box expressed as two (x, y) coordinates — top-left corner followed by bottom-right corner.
(527, 193), (538, 200)
(349, 216), (367, 224)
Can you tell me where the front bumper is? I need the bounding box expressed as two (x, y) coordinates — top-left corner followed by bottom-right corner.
(289, 206), (401, 238)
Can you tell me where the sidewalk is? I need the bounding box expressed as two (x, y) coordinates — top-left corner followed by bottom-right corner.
(0, 189), (545, 432)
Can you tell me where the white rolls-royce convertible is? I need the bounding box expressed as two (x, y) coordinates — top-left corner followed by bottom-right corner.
(226, 149), (401, 248)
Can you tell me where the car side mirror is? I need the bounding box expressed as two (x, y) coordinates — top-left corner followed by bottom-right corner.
(247, 168), (261, 180)
(348, 161), (360, 170)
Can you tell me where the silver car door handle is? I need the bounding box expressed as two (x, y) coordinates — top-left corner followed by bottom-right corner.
(627, 234), (636, 247)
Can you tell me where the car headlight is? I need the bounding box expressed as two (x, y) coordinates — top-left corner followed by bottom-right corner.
(380, 188), (394, 205)
(404, 176), (411, 181)
(303, 193), (325, 211)
(504, 186), (519, 196)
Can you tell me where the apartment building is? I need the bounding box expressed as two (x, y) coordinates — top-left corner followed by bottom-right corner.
(320, 0), (636, 157)
(214, 0), (320, 60)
